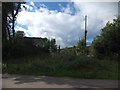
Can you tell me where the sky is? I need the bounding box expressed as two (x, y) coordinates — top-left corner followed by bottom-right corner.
(15, 1), (118, 48)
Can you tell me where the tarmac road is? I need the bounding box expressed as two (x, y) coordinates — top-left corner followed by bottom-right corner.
(2, 74), (118, 88)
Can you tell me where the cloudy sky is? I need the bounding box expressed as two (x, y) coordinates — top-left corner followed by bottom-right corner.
(15, 1), (118, 48)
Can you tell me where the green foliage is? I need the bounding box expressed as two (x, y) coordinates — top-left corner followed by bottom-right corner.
(76, 39), (86, 54)
(3, 30), (58, 60)
(51, 47), (76, 61)
(92, 17), (120, 58)
(2, 55), (118, 79)
(49, 39), (57, 52)
(15, 31), (25, 38)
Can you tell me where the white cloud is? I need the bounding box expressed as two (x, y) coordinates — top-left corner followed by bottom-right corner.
(16, 2), (118, 48)
(30, 1), (34, 6)
(73, 2), (118, 39)
(16, 10), (82, 47)
(70, 0), (119, 2)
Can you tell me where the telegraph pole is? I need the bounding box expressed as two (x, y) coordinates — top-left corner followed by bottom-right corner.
(84, 15), (87, 48)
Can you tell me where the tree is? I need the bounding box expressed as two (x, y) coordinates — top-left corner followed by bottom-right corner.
(11, 2), (22, 38)
(92, 17), (120, 58)
(76, 39), (86, 54)
(50, 39), (57, 52)
(15, 31), (25, 38)
(15, 31), (25, 45)
(2, 2), (24, 42)
(2, 2), (25, 59)
(2, 2), (11, 42)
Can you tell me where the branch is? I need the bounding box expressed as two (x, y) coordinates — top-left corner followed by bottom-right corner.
(7, 15), (12, 21)
(13, 3), (21, 18)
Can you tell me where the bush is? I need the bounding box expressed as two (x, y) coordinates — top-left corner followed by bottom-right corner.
(91, 17), (120, 59)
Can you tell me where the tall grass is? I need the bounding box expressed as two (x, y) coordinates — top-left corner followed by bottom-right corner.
(2, 51), (118, 79)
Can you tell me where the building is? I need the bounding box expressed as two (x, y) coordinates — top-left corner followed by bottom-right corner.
(16, 37), (48, 47)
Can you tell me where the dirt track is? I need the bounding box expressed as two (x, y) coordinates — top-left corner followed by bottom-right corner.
(2, 74), (118, 88)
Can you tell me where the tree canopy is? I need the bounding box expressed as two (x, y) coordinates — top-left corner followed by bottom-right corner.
(92, 16), (120, 58)
(2, 2), (24, 42)
(15, 31), (25, 38)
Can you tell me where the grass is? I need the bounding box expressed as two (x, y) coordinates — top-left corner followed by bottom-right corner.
(2, 53), (118, 80)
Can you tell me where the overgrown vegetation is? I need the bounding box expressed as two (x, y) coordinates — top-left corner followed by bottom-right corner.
(2, 2), (119, 79)
(2, 53), (118, 79)
(91, 17), (120, 59)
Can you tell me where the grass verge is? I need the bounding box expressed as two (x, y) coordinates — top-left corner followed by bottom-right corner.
(2, 55), (118, 79)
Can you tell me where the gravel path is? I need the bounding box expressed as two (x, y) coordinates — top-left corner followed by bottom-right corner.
(2, 74), (118, 88)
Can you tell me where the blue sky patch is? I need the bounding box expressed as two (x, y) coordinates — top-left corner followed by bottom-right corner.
(25, 2), (77, 15)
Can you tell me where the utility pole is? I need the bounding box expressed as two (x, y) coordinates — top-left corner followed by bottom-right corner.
(84, 15), (87, 48)
(58, 45), (60, 53)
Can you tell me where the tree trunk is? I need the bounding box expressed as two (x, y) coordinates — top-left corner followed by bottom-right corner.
(2, 3), (7, 43)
